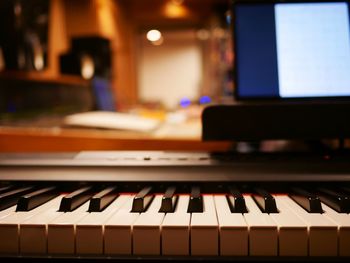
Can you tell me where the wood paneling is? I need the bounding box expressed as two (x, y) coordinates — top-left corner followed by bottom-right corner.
(120, 0), (229, 27)
(46, 0), (69, 77)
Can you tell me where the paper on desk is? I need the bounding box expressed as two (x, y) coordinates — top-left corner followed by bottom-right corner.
(63, 111), (161, 133)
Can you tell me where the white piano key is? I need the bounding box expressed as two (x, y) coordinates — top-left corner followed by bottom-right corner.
(271, 196), (308, 256)
(20, 194), (66, 254)
(321, 203), (350, 256)
(161, 195), (191, 256)
(0, 205), (17, 220)
(190, 195), (219, 256)
(133, 195), (165, 255)
(0, 195), (62, 254)
(104, 195), (139, 255)
(281, 196), (338, 256)
(214, 195), (248, 256)
(75, 195), (130, 255)
(47, 202), (89, 254)
(244, 196), (278, 256)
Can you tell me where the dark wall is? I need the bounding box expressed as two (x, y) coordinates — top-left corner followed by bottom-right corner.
(0, 79), (94, 118)
(0, 0), (49, 70)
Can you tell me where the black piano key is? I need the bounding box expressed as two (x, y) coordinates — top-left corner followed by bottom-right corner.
(88, 186), (118, 212)
(226, 186), (248, 213)
(187, 186), (203, 213)
(289, 187), (323, 213)
(159, 186), (178, 213)
(0, 186), (35, 210)
(59, 186), (94, 212)
(16, 186), (59, 211)
(316, 187), (350, 213)
(340, 186), (350, 195)
(0, 185), (12, 194)
(131, 186), (154, 212)
(252, 188), (278, 213)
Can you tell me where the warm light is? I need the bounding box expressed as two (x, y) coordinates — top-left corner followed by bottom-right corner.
(34, 53), (44, 71)
(147, 30), (162, 42)
(164, 1), (189, 18)
(81, 54), (95, 79)
(196, 29), (210, 41)
(213, 27), (226, 39)
(152, 36), (164, 46)
(33, 44), (44, 71)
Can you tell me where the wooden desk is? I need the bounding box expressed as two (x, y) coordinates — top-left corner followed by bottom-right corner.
(0, 126), (233, 152)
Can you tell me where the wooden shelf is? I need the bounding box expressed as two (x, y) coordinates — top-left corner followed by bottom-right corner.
(0, 71), (90, 86)
(0, 126), (233, 152)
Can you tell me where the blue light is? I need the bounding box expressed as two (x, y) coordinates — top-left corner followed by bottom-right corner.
(180, 97), (191, 108)
(199, 96), (211, 104)
(226, 11), (231, 26)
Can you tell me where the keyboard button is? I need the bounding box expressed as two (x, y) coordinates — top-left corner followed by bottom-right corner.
(289, 187), (323, 213)
(0, 186), (35, 211)
(281, 196), (338, 256)
(88, 186), (118, 212)
(16, 186), (58, 211)
(187, 186), (203, 213)
(162, 195), (190, 255)
(244, 196), (278, 256)
(214, 195), (248, 256)
(316, 187), (350, 213)
(0, 185), (12, 194)
(271, 196), (308, 256)
(159, 186), (177, 213)
(47, 203), (90, 254)
(59, 186), (94, 212)
(76, 195), (130, 254)
(131, 186), (154, 213)
(104, 195), (139, 255)
(252, 188), (278, 213)
(226, 186), (247, 213)
(321, 203), (350, 256)
(20, 195), (66, 254)
(133, 195), (165, 255)
(0, 205), (16, 221)
(0, 196), (62, 254)
(340, 186), (350, 195)
(191, 195), (218, 256)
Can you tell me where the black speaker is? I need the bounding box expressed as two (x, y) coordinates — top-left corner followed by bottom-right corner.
(202, 101), (350, 141)
(59, 36), (111, 78)
(59, 53), (80, 76)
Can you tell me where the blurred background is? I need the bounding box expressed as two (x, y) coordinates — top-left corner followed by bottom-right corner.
(0, 0), (234, 152)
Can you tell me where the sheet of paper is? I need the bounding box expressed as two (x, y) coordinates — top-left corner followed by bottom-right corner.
(63, 111), (161, 133)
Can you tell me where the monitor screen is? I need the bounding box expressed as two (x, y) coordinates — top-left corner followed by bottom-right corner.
(233, 1), (350, 99)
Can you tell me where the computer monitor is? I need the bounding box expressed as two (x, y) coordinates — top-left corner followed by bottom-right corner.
(233, 0), (350, 100)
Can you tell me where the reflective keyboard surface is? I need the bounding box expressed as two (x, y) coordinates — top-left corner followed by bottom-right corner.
(0, 151), (349, 262)
(0, 182), (348, 260)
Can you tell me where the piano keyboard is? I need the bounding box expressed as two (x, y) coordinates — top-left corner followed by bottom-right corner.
(0, 183), (349, 258)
